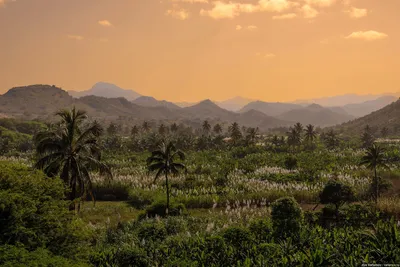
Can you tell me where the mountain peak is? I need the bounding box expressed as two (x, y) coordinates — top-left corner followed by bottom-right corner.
(306, 103), (324, 109)
(69, 82), (141, 100)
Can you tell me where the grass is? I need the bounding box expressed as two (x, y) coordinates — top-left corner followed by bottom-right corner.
(78, 201), (140, 227)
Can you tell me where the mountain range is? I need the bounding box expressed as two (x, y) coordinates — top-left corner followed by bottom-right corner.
(1, 82), (398, 131)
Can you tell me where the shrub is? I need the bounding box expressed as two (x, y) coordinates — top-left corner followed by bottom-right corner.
(271, 197), (303, 239)
(319, 180), (354, 219)
(128, 188), (160, 209)
(137, 221), (167, 241)
(222, 226), (253, 248)
(138, 199), (186, 220)
(249, 219), (272, 243)
(284, 156), (297, 170)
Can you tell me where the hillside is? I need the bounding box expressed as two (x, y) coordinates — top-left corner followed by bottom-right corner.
(239, 101), (303, 117)
(277, 104), (354, 127)
(133, 96), (181, 110)
(0, 85), (74, 116)
(69, 82), (141, 100)
(336, 99), (400, 135)
(216, 96), (253, 111)
(341, 96), (397, 117)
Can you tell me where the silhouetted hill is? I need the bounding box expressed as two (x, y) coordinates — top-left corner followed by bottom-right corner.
(336, 98), (400, 135)
(0, 85), (74, 115)
(293, 93), (399, 106)
(341, 96), (397, 117)
(69, 82), (141, 100)
(239, 101), (303, 116)
(216, 96), (253, 111)
(133, 96), (180, 110)
(277, 104), (354, 127)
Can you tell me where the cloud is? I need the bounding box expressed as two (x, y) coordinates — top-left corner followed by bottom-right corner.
(247, 25), (258, 30)
(256, 52), (276, 58)
(301, 4), (318, 18)
(236, 25), (242, 30)
(346, 7), (367, 18)
(345, 31), (388, 41)
(200, 1), (239, 19)
(272, 13), (297, 19)
(200, 0), (297, 19)
(67, 35), (84, 41)
(170, 0), (208, 2)
(166, 5), (190, 20)
(304, 0), (337, 7)
(0, 0), (16, 7)
(98, 20), (113, 27)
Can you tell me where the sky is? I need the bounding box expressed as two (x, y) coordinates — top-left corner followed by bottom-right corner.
(0, 0), (399, 102)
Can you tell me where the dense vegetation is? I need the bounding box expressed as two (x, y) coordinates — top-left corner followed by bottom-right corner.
(1, 109), (400, 266)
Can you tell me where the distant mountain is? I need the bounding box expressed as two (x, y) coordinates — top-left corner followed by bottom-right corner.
(174, 101), (198, 108)
(133, 96), (180, 110)
(69, 82), (141, 100)
(216, 96), (253, 112)
(336, 99), (400, 135)
(0, 86), (290, 130)
(239, 101), (303, 116)
(341, 96), (398, 117)
(277, 104), (354, 127)
(0, 85), (74, 116)
(293, 93), (399, 107)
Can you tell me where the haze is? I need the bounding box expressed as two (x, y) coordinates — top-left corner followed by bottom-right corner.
(1, 0), (399, 102)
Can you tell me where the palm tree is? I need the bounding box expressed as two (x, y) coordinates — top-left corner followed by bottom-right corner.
(34, 107), (111, 211)
(202, 120), (211, 135)
(131, 125), (139, 137)
(294, 122), (303, 136)
(107, 123), (118, 136)
(287, 128), (301, 148)
(158, 124), (167, 136)
(323, 130), (339, 150)
(147, 142), (186, 215)
(246, 127), (259, 145)
(142, 121), (151, 133)
(360, 144), (389, 204)
(228, 122), (242, 144)
(213, 124), (222, 135)
(304, 124), (317, 143)
(170, 123), (178, 133)
(381, 127), (389, 138)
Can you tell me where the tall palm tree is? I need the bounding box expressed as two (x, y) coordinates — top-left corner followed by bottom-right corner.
(142, 121), (151, 133)
(170, 123), (178, 133)
(228, 122), (242, 144)
(304, 124), (317, 142)
(287, 127), (301, 148)
(381, 127), (389, 138)
(360, 144), (389, 204)
(34, 107), (111, 210)
(246, 127), (259, 145)
(158, 124), (167, 136)
(213, 124), (222, 135)
(147, 142), (186, 215)
(294, 122), (303, 136)
(202, 120), (211, 135)
(131, 125), (139, 137)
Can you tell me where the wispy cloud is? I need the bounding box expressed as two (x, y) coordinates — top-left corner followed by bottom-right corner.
(166, 5), (190, 20)
(345, 7), (367, 18)
(304, 0), (337, 7)
(247, 25), (258, 31)
(200, 0), (298, 19)
(170, 0), (208, 3)
(98, 20), (113, 27)
(0, 0), (16, 7)
(272, 13), (297, 19)
(236, 25), (242, 30)
(256, 52), (276, 58)
(301, 4), (319, 18)
(345, 31), (388, 41)
(67, 35), (84, 41)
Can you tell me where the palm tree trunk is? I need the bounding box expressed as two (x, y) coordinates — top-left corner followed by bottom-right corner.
(69, 182), (76, 211)
(374, 166), (378, 204)
(165, 171), (169, 216)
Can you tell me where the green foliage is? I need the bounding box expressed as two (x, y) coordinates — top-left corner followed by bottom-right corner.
(319, 180), (355, 208)
(0, 161), (92, 263)
(271, 197), (303, 239)
(138, 199), (186, 219)
(284, 156), (297, 170)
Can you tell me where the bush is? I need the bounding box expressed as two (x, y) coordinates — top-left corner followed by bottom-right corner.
(284, 156), (297, 170)
(128, 188), (161, 209)
(271, 197), (303, 239)
(249, 219), (272, 243)
(138, 199), (186, 220)
(92, 181), (131, 201)
(320, 180), (354, 219)
(0, 162), (92, 260)
(137, 221), (167, 241)
(222, 226), (253, 248)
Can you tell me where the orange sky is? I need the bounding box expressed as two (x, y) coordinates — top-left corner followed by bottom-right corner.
(0, 0), (399, 102)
